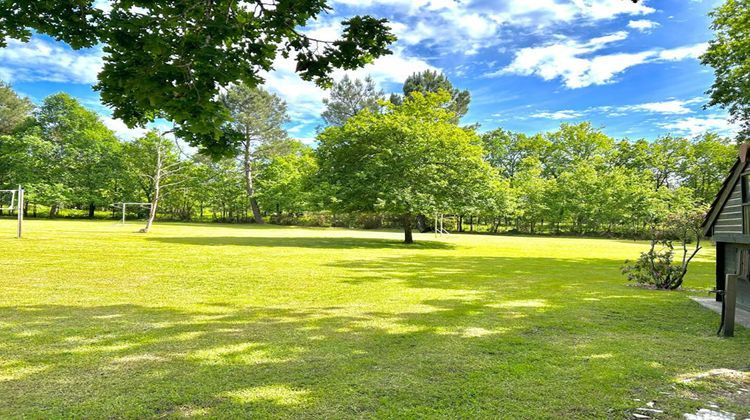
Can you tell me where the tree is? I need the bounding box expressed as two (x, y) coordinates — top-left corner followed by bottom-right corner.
(221, 84), (289, 223)
(0, 82), (33, 135)
(123, 132), (187, 233)
(321, 75), (383, 126)
(648, 135), (690, 190)
(401, 70), (471, 122)
(684, 133), (736, 204)
(0, 1), (395, 156)
(701, 0), (750, 140)
(256, 141), (318, 217)
(317, 91), (493, 243)
(482, 129), (546, 180)
(622, 206), (707, 290)
(544, 122), (613, 177)
(36, 93), (122, 217)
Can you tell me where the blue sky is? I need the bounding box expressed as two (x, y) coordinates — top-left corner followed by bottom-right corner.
(0, 0), (737, 143)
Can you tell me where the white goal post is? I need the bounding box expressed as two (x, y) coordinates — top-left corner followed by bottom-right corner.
(0, 186), (24, 239)
(113, 202), (152, 224)
(434, 213), (450, 236)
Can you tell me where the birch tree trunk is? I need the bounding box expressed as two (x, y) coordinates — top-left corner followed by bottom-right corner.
(141, 141), (163, 233)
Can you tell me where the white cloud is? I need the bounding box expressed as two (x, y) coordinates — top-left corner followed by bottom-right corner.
(0, 38), (103, 84)
(495, 31), (708, 88)
(99, 116), (149, 140)
(332, 0), (654, 55)
(527, 97), (705, 122)
(530, 110), (584, 119)
(659, 115), (740, 137)
(657, 43), (708, 61)
(627, 19), (660, 32)
(616, 98), (704, 115)
(261, 21), (436, 124)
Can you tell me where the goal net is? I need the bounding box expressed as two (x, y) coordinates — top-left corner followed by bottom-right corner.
(0, 190), (16, 211)
(1, 187), (24, 239)
(114, 202), (152, 224)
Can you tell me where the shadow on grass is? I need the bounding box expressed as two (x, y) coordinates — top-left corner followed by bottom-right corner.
(0, 246), (743, 417)
(1, 278), (747, 417)
(146, 236), (455, 250)
(323, 254), (716, 292)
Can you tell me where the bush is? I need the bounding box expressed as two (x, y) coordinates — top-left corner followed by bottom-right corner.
(621, 207), (706, 290)
(622, 240), (687, 289)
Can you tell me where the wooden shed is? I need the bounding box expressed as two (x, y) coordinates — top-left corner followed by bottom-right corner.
(702, 144), (750, 313)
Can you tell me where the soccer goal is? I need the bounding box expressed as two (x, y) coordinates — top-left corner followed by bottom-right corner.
(434, 213), (450, 236)
(0, 186), (24, 239)
(113, 202), (152, 224)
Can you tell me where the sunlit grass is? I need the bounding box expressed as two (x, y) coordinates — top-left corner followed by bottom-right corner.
(0, 218), (747, 418)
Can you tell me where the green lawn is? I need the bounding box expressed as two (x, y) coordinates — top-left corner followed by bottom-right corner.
(1, 219), (747, 418)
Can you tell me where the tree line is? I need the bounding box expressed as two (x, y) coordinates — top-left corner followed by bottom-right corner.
(0, 73), (738, 242)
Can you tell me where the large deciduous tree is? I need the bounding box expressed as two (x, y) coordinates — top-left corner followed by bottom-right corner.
(0, 82), (33, 135)
(0, 0), (396, 157)
(221, 84), (289, 224)
(36, 93), (122, 217)
(321, 75), (383, 126)
(316, 91), (493, 244)
(702, 0), (750, 140)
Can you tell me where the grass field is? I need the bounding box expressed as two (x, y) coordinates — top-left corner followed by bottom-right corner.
(1, 219), (748, 418)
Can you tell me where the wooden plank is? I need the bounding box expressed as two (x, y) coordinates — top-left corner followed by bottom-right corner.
(719, 211), (742, 217)
(716, 219), (742, 225)
(713, 234), (750, 244)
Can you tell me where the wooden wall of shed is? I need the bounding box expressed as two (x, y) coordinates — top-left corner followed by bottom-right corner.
(714, 181), (743, 235)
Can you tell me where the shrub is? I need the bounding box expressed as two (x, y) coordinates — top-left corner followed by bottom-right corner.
(621, 207), (706, 290)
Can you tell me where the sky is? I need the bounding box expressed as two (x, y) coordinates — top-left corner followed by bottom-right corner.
(0, 0), (738, 144)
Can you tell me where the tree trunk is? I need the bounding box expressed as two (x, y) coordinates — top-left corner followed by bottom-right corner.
(243, 139), (264, 224)
(88, 203), (95, 218)
(142, 144), (164, 233)
(403, 214), (414, 244)
(142, 184), (159, 233)
(49, 204), (58, 218)
(249, 197), (263, 224)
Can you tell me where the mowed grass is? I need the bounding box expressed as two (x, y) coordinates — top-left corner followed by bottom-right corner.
(0, 219), (747, 418)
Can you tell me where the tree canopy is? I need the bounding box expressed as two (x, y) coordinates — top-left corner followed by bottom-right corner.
(702, 0), (750, 140)
(402, 70), (471, 122)
(0, 82), (33, 135)
(0, 0), (396, 157)
(221, 83), (289, 223)
(316, 90), (493, 243)
(321, 75), (383, 127)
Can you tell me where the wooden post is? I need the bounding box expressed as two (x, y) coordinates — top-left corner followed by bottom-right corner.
(716, 243), (725, 302)
(16, 186), (23, 239)
(723, 274), (737, 337)
(122, 203), (126, 224)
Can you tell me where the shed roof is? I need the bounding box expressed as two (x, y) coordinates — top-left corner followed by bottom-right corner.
(702, 144), (750, 237)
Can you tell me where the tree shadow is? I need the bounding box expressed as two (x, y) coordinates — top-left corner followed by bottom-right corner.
(324, 254), (716, 292)
(2, 264), (747, 418)
(146, 236), (455, 250)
